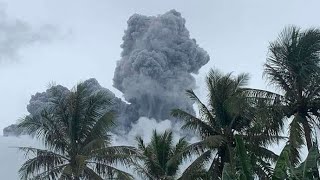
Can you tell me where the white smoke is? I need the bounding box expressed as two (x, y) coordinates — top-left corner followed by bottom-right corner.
(113, 117), (200, 146)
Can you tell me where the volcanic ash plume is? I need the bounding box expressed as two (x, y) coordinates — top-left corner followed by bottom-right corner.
(25, 79), (137, 129)
(3, 78), (137, 136)
(3, 10), (210, 136)
(113, 10), (210, 120)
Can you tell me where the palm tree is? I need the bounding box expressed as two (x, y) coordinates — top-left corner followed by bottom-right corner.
(133, 130), (206, 180)
(264, 25), (320, 163)
(17, 82), (135, 180)
(172, 69), (283, 179)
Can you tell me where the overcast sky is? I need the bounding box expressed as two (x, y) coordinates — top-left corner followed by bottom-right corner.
(1, 0), (320, 179)
(0, 0), (320, 132)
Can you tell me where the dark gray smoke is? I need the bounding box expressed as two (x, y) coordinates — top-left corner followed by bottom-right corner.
(3, 10), (210, 136)
(26, 85), (69, 115)
(25, 79), (137, 131)
(113, 9), (210, 120)
(3, 79), (137, 136)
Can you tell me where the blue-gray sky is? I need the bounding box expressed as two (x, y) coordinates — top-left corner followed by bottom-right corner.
(0, 1), (320, 179)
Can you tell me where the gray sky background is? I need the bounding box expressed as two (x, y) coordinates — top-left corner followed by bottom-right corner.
(0, 1), (320, 179)
(1, 0), (320, 132)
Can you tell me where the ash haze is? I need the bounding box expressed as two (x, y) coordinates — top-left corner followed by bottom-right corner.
(0, 0), (320, 179)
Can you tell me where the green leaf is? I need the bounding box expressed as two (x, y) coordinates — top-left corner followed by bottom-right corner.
(295, 146), (320, 179)
(222, 163), (235, 180)
(235, 135), (253, 180)
(272, 144), (291, 180)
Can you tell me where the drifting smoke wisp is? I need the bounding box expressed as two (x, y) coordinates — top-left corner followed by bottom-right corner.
(113, 9), (210, 120)
(0, 5), (57, 62)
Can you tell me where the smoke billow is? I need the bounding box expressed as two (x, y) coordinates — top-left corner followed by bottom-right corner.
(26, 85), (69, 115)
(4, 9), (209, 135)
(113, 9), (210, 120)
(2, 10), (211, 179)
(2, 78), (137, 136)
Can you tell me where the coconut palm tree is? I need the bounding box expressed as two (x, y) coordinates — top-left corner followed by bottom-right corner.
(264, 25), (320, 163)
(133, 130), (206, 180)
(172, 69), (283, 179)
(17, 82), (135, 180)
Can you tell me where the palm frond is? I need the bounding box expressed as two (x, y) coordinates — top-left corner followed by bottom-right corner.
(18, 147), (68, 180)
(90, 145), (136, 166)
(288, 115), (304, 165)
(185, 89), (218, 128)
(294, 145), (320, 179)
(17, 112), (68, 153)
(88, 161), (134, 180)
(272, 144), (296, 180)
(222, 163), (236, 180)
(83, 166), (104, 180)
(178, 150), (212, 180)
(29, 164), (68, 180)
(235, 135), (253, 180)
(183, 135), (225, 156)
(171, 109), (218, 136)
(81, 111), (115, 147)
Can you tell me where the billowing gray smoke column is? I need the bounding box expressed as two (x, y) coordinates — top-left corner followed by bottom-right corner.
(3, 10), (210, 136)
(113, 10), (210, 120)
(26, 79), (138, 130)
(3, 78), (137, 136)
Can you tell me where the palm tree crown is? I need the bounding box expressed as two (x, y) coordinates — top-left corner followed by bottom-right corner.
(172, 69), (283, 179)
(133, 130), (193, 180)
(264, 25), (320, 163)
(17, 82), (135, 180)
